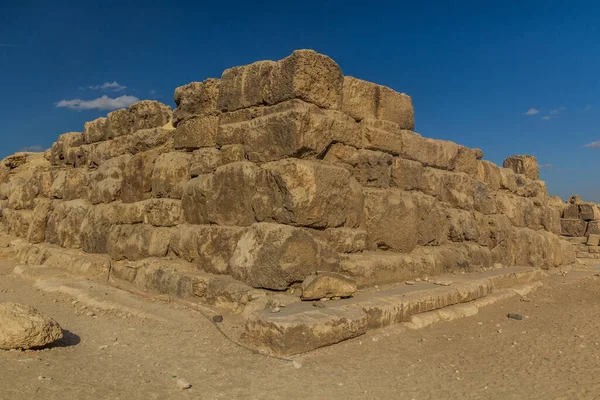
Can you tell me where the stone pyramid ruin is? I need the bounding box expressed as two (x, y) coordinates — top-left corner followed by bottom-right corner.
(0, 49), (580, 355)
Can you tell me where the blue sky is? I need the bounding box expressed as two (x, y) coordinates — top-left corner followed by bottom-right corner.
(1, 1), (598, 200)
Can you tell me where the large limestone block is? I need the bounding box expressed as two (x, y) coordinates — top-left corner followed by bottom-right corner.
(131, 259), (201, 298)
(401, 134), (460, 170)
(105, 109), (134, 139)
(129, 100), (172, 130)
(217, 99), (361, 163)
(190, 148), (222, 177)
(173, 115), (219, 150)
(412, 192), (448, 246)
(476, 160), (502, 191)
(34, 169), (57, 199)
(83, 117), (108, 144)
(323, 144), (392, 188)
(107, 224), (174, 261)
(220, 144), (246, 164)
(151, 152), (192, 199)
(7, 180), (38, 210)
(447, 208), (479, 243)
(26, 199), (53, 244)
(80, 203), (145, 254)
(579, 203), (600, 221)
(586, 221), (600, 236)
(169, 224), (245, 274)
(562, 204), (580, 219)
(50, 132), (83, 165)
(342, 76), (415, 129)
(503, 155), (539, 180)
(317, 228), (367, 254)
(62, 169), (90, 201)
(264, 159), (364, 228)
(452, 147), (479, 176)
(509, 228), (573, 268)
(46, 200), (90, 249)
(265, 50), (343, 110)
(360, 119), (405, 155)
(173, 78), (220, 127)
(560, 219), (588, 237)
(89, 154), (131, 204)
(121, 150), (160, 203)
(64, 144), (92, 168)
(301, 272), (357, 300)
(0, 302), (63, 350)
(217, 60), (276, 112)
(88, 127), (173, 168)
(229, 223), (340, 290)
(363, 188), (418, 252)
(1, 209), (32, 238)
(473, 180), (497, 215)
(182, 162), (272, 226)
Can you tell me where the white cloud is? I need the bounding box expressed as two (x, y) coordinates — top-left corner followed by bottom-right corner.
(149, 89), (157, 95)
(539, 163), (553, 168)
(88, 81), (127, 91)
(584, 140), (600, 149)
(525, 108), (540, 115)
(584, 105), (592, 111)
(550, 107), (566, 115)
(20, 145), (44, 152)
(541, 116), (552, 120)
(55, 95), (139, 111)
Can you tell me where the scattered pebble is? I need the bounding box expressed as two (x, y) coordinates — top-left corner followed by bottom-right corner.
(313, 302), (325, 308)
(405, 281), (416, 286)
(176, 378), (191, 390)
(212, 315), (223, 323)
(320, 298), (330, 302)
(507, 313), (523, 320)
(433, 280), (452, 286)
(292, 360), (302, 369)
(271, 307), (281, 313)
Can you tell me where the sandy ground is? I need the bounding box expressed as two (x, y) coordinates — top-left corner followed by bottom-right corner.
(1, 258), (600, 400)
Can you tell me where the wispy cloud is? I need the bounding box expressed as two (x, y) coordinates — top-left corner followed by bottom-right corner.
(541, 116), (552, 120)
(584, 105), (592, 111)
(149, 89), (157, 95)
(55, 95), (139, 111)
(550, 107), (566, 115)
(20, 145), (44, 152)
(584, 141), (600, 149)
(525, 108), (540, 116)
(87, 81), (127, 91)
(539, 163), (553, 168)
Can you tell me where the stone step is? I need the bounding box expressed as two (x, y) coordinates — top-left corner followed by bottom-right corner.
(564, 236), (588, 244)
(240, 266), (545, 356)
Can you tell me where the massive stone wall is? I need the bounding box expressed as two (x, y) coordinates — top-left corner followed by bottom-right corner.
(0, 49), (574, 297)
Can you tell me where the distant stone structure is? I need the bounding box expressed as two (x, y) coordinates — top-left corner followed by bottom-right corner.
(0, 50), (576, 354)
(558, 195), (600, 259)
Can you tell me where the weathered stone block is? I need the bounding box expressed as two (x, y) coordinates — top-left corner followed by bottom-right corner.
(1, 209), (32, 238)
(46, 200), (90, 248)
(360, 119), (405, 155)
(173, 78), (220, 127)
(151, 152), (191, 199)
(83, 117), (108, 144)
(121, 150), (160, 203)
(579, 203), (600, 221)
(220, 144), (246, 164)
(503, 155), (539, 180)
(129, 100), (172, 130)
(26, 199), (53, 244)
(62, 169), (90, 201)
(412, 192), (448, 246)
(452, 147), (479, 176)
(561, 219), (588, 237)
(89, 154), (131, 204)
(7, 180), (38, 210)
(173, 116), (219, 150)
(190, 148), (222, 177)
(401, 134), (460, 170)
(107, 224), (174, 261)
(265, 50), (343, 110)
(169, 224), (244, 274)
(447, 208), (479, 243)
(476, 160), (501, 191)
(562, 204), (580, 219)
(318, 228), (367, 254)
(264, 159), (364, 228)
(301, 272), (357, 300)
(587, 234), (600, 246)
(586, 220), (600, 236)
(217, 99), (361, 162)
(341, 76), (414, 129)
(217, 60), (276, 112)
(50, 132), (83, 165)
(323, 144), (392, 187)
(229, 223), (340, 290)
(183, 162), (272, 226)
(105, 108), (134, 139)
(363, 189), (418, 252)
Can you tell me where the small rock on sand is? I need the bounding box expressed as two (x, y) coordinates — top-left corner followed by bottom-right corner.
(0, 302), (63, 350)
